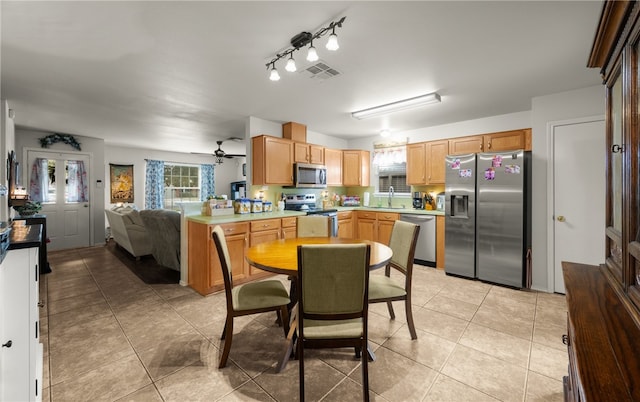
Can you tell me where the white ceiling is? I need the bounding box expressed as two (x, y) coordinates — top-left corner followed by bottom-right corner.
(1, 1), (603, 156)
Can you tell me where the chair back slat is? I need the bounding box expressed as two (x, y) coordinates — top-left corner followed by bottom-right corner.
(297, 215), (330, 237)
(297, 244), (369, 316)
(388, 220), (420, 273)
(212, 225), (234, 297)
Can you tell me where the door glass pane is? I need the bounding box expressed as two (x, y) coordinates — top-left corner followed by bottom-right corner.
(65, 160), (88, 203)
(45, 160), (56, 203)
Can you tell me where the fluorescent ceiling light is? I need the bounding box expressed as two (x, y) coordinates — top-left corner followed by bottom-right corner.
(351, 92), (441, 119)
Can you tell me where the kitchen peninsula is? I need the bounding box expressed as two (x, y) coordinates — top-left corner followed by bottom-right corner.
(187, 206), (443, 295)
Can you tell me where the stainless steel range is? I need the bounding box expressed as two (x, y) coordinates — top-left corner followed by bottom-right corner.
(284, 194), (338, 236)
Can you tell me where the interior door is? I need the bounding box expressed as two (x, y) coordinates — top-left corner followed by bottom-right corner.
(26, 150), (91, 250)
(552, 119), (605, 293)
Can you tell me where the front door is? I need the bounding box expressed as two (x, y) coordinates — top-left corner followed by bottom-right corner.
(551, 118), (605, 293)
(26, 150), (91, 250)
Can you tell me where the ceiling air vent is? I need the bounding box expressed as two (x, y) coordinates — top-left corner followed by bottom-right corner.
(303, 61), (341, 80)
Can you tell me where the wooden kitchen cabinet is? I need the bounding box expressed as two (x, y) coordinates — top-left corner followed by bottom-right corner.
(252, 135), (294, 185)
(282, 121), (307, 142)
(343, 150), (370, 186)
(293, 142), (324, 164)
(377, 212), (399, 245)
(324, 148), (343, 186)
(188, 221), (249, 295)
(406, 143), (427, 185)
(483, 129), (531, 152)
(436, 215), (445, 269)
(406, 140), (447, 185)
(355, 211), (376, 241)
(448, 135), (484, 155)
(281, 217), (297, 239)
(337, 211), (353, 238)
(355, 211), (398, 244)
(249, 218), (281, 277)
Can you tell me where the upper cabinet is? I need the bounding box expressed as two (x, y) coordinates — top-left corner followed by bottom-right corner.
(448, 129), (531, 155)
(324, 148), (343, 186)
(252, 135), (293, 185)
(343, 150), (370, 186)
(483, 129), (531, 152)
(448, 135), (483, 155)
(293, 142), (324, 164)
(406, 140), (447, 185)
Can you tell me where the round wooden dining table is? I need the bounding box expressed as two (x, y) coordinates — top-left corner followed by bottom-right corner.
(246, 237), (393, 275)
(246, 236), (393, 372)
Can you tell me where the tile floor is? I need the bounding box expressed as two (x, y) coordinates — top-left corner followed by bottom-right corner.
(40, 246), (568, 402)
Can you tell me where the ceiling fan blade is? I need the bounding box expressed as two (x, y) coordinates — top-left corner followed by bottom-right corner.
(225, 154), (246, 158)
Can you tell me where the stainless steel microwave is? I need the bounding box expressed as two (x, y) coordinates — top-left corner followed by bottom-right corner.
(294, 163), (327, 188)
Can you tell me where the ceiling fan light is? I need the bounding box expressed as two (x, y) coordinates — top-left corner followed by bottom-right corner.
(285, 56), (297, 72)
(326, 32), (339, 51)
(307, 44), (318, 62)
(269, 65), (280, 81)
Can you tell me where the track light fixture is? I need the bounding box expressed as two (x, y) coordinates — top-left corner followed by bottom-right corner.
(265, 16), (346, 81)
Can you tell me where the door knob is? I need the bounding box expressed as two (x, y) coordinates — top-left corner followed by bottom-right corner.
(557, 215), (565, 222)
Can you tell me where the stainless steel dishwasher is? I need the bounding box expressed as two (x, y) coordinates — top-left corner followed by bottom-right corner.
(400, 214), (436, 267)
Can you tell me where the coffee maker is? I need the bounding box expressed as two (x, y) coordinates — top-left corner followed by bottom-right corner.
(412, 192), (424, 209)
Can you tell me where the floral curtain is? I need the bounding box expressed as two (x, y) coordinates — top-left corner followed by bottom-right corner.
(29, 158), (49, 203)
(372, 145), (406, 166)
(145, 159), (165, 209)
(200, 164), (215, 200)
(66, 160), (88, 202)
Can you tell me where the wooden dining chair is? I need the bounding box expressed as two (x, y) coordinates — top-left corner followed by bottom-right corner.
(368, 220), (420, 339)
(296, 215), (330, 237)
(212, 225), (291, 368)
(297, 243), (371, 402)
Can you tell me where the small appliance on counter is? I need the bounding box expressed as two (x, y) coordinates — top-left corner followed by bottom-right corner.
(436, 193), (445, 211)
(412, 192), (424, 209)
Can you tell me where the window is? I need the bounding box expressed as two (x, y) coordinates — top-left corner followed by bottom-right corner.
(377, 163), (410, 193)
(163, 163), (200, 209)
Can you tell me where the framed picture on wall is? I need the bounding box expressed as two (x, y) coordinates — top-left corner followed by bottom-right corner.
(109, 164), (134, 203)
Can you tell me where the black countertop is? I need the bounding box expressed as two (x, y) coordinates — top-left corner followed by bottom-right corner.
(8, 223), (42, 250)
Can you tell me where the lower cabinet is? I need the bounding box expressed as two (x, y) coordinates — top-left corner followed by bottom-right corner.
(436, 215), (445, 269)
(188, 221), (249, 295)
(355, 211), (399, 244)
(281, 217), (297, 239)
(249, 219), (281, 277)
(337, 211), (353, 239)
(0, 246), (42, 402)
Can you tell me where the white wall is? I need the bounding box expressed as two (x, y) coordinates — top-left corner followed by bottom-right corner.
(0, 100), (15, 222)
(104, 145), (245, 209)
(15, 128), (106, 246)
(530, 85), (604, 291)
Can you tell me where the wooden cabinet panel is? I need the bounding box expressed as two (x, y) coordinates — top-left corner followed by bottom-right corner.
(406, 143), (426, 185)
(294, 143), (324, 164)
(377, 220), (395, 245)
(324, 148), (343, 185)
(281, 217), (297, 228)
(483, 129), (530, 152)
(250, 218), (281, 233)
(356, 218), (376, 241)
(252, 135), (293, 185)
(426, 140), (448, 184)
(189, 221), (249, 295)
(436, 215), (445, 269)
(449, 135), (483, 155)
(249, 227), (280, 276)
(343, 150), (370, 186)
(283, 122), (307, 142)
(337, 211), (353, 239)
(282, 216), (297, 239)
(355, 211), (398, 243)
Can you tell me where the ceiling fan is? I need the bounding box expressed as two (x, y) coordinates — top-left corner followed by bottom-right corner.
(195, 139), (246, 164)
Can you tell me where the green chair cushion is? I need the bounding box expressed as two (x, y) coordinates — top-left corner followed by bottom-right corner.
(302, 318), (363, 339)
(368, 274), (406, 300)
(232, 280), (290, 311)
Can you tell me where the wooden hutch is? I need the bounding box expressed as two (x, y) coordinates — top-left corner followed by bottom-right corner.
(562, 1), (640, 401)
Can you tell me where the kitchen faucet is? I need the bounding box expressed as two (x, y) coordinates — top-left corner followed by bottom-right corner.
(388, 186), (394, 208)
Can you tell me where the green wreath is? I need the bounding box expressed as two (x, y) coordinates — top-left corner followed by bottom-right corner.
(39, 134), (81, 151)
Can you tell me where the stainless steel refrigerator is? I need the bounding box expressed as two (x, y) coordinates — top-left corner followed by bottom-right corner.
(444, 153), (477, 278)
(445, 150), (531, 288)
(476, 150), (531, 288)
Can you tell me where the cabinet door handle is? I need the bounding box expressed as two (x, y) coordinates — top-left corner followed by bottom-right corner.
(2, 340), (12, 348)
(562, 334), (569, 345)
(37, 301), (45, 308)
(487, 142), (491, 149)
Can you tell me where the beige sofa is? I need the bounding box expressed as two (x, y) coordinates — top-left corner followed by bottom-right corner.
(105, 207), (153, 258)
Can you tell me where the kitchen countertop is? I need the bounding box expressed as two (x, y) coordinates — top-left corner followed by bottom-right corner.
(187, 206), (443, 225)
